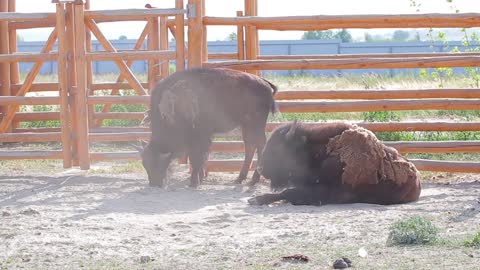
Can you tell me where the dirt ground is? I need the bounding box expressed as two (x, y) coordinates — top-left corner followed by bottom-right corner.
(0, 163), (479, 270)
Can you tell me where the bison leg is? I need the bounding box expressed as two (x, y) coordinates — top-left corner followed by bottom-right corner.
(188, 137), (211, 188)
(249, 187), (323, 206)
(235, 128), (257, 184)
(248, 130), (267, 186)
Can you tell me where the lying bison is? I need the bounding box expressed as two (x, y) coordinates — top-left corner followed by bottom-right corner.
(140, 68), (277, 188)
(249, 121), (421, 206)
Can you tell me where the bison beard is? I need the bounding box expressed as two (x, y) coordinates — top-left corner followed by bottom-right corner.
(250, 121), (421, 206)
(139, 68), (277, 188)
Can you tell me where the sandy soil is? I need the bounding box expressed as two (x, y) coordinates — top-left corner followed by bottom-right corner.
(1, 164), (479, 270)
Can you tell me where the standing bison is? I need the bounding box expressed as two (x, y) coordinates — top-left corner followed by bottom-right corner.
(249, 121), (421, 206)
(140, 68), (277, 188)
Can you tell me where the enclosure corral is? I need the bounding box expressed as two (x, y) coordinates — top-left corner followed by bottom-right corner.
(1, 0), (480, 269)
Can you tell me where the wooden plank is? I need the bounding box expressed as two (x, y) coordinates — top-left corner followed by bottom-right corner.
(0, 0), (10, 131)
(89, 132), (150, 142)
(90, 151), (140, 161)
(267, 121), (480, 132)
(274, 89), (480, 100)
(236, 11), (245, 61)
(88, 95), (149, 104)
(0, 52), (57, 62)
(202, 13), (480, 29)
(203, 56), (480, 70)
(74, 3), (90, 169)
(276, 99), (480, 113)
(86, 50), (176, 61)
(56, 2), (72, 168)
(66, 3), (79, 166)
(257, 52), (480, 60)
(0, 96), (59, 105)
(84, 8), (185, 21)
(0, 29), (58, 133)
(160, 16), (170, 79)
(8, 0), (19, 86)
(11, 83), (60, 92)
(0, 132), (61, 143)
(0, 12), (54, 22)
(208, 53), (238, 60)
(0, 150), (63, 160)
(148, 17), (160, 92)
(175, 0), (186, 71)
(187, 0), (203, 68)
(410, 159), (480, 173)
(94, 112), (144, 120)
(91, 82), (148, 90)
(90, 127), (149, 133)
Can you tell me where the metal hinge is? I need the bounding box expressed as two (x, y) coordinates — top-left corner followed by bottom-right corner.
(187, 3), (196, 18)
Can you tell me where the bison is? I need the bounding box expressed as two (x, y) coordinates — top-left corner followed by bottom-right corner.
(140, 68), (277, 188)
(249, 121), (421, 206)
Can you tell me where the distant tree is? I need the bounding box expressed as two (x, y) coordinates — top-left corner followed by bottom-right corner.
(16, 34), (24, 42)
(302, 30), (335, 40)
(392, 30), (410, 41)
(118, 35), (128, 40)
(412, 31), (421, 41)
(225, 32), (237, 41)
(335, 29), (353, 43)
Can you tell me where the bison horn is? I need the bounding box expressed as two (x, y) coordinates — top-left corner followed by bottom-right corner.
(285, 119), (299, 140)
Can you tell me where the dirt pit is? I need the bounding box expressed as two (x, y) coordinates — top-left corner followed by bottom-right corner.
(1, 164), (479, 270)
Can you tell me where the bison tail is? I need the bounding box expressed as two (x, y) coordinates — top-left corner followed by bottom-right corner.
(263, 78), (278, 96)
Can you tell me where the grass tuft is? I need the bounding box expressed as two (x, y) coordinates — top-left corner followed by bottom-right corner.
(387, 216), (439, 246)
(464, 232), (480, 248)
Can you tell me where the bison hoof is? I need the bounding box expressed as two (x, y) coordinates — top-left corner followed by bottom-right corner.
(247, 197), (261, 205)
(234, 177), (246, 184)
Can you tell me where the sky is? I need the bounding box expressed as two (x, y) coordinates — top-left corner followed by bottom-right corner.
(13, 0), (480, 42)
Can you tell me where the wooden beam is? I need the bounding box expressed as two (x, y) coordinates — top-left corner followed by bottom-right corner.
(276, 99), (480, 113)
(0, 0), (10, 131)
(266, 121), (480, 132)
(88, 95), (149, 105)
(56, 2), (73, 168)
(0, 52), (57, 62)
(74, 3), (90, 169)
(203, 56), (480, 70)
(175, 0), (186, 71)
(84, 8), (185, 21)
(89, 132), (150, 142)
(274, 89), (480, 100)
(202, 13), (480, 29)
(0, 150), (63, 160)
(0, 132), (61, 143)
(8, 0), (19, 86)
(86, 50), (176, 61)
(187, 0), (203, 68)
(257, 52), (480, 60)
(0, 96), (59, 105)
(0, 12), (54, 22)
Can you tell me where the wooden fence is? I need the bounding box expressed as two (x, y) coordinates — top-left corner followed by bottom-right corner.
(1, 0), (480, 173)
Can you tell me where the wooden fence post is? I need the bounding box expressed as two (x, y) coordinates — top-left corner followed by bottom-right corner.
(85, 0), (94, 129)
(56, 2), (73, 168)
(148, 17), (160, 92)
(187, 0), (203, 68)
(236, 11), (245, 61)
(8, 0), (19, 88)
(0, 1), (12, 132)
(244, 0), (259, 76)
(175, 0), (186, 71)
(160, 16), (170, 79)
(65, 2), (79, 166)
(73, 1), (90, 169)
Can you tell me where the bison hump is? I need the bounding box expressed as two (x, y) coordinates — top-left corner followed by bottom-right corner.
(157, 80), (199, 124)
(326, 126), (419, 187)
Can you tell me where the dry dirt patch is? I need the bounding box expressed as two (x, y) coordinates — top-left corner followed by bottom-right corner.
(0, 168), (479, 270)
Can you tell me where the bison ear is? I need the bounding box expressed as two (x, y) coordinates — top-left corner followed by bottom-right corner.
(285, 119), (299, 141)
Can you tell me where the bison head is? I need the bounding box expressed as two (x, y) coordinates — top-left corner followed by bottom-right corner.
(258, 120), (309, 191)
(137, 141), (174, 187)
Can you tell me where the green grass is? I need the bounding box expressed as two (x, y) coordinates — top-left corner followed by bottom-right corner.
(386, 216), (440, 246)
(464, 231), (480, 248)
